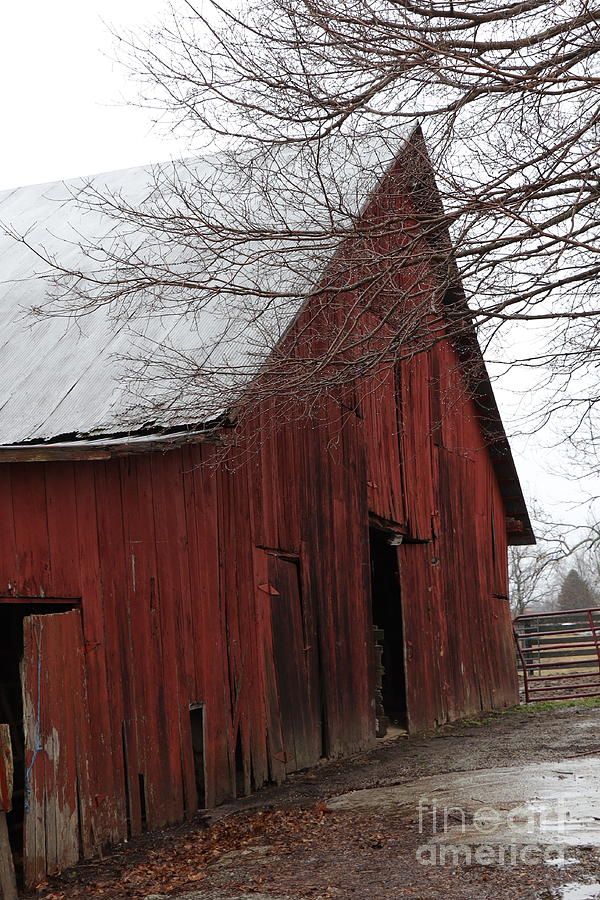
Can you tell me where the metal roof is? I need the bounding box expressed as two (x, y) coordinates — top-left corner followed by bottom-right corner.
(0, 135), (405, 446)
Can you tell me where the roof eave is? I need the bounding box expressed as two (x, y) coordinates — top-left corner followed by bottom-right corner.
(0, 425), (223, 462)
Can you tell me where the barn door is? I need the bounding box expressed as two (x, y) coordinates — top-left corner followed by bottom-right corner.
(22, 610), (93, 888)
(369, 527), (407, 733)
(268, 556), (321, 772)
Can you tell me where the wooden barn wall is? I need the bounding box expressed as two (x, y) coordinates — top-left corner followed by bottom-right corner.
(359, 335), (517, 733)
(0, 331), (518, 885)
(0, 398), (376, 885)
(0, 372), (518, 879)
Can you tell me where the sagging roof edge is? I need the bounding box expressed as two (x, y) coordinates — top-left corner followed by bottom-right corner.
(0, 425), (223, 462)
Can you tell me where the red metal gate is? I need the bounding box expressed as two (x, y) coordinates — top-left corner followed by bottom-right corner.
(513, 607), (600, 702)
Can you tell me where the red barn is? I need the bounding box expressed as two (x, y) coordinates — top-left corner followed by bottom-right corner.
(0, 129), (532, 886)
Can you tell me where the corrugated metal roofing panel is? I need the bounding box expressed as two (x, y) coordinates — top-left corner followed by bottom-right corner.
(0, 135), (410, 444)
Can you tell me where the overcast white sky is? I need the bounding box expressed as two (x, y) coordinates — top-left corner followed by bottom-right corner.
(0, 1), (596, 537)
(0, 1), (187, 190)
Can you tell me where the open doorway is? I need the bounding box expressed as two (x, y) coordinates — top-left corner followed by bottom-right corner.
(0, 601), (77, 881)
(369, 527), (407, 735)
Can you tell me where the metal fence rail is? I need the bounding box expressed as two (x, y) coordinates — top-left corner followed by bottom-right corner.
(513, 607), (600, 702)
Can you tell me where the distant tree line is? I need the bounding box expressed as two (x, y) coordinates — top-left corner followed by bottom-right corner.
(508, 505), (600, 618)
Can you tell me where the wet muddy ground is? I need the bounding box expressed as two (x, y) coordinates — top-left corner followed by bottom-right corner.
(30, 701), (600, 900)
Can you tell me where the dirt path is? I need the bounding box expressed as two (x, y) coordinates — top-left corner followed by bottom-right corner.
(31, 702), (600, 900)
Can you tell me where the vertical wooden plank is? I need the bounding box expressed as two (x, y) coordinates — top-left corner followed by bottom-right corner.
(257, 406), (279, 551)
(22, 615), (47, 888)
(0, 727), (17, 900)
(341, 405), (373, 747)
(114, 458), (143, 836)
(94, 460), (130, 841)
(150, 452), (187, 823)
(0, 810), (17, 900)
(237, 445), (270, 793)
(44, 462), (80, 599)
(212, 457), (240, 798)
(326, 391), (365, 755)
(181, 442), (204, 809)
(188, 443), (231, 807)
(161, 449), (199, 816)
(217, 457), (253, 796)
(71, 615), (95, 860)
(302, 400), (341, 756)
(0, 467), (17, 595)
(359, 363), (406, 526)
(274, 417), (302, 553)
(10, 464), (50, 596)
(74, 463), (121, 844)
(399, 351), (435, 541)
(0, 725), (13, 814)
(253, 549), (286, 785)
(119, 455), (167, 830)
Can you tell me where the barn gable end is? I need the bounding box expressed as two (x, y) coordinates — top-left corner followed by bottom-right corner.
(0, 129), (531, 886)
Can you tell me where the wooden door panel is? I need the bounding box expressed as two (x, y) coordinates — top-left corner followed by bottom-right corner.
(268, 556), (321, 772)
(22, 610), (93, 888)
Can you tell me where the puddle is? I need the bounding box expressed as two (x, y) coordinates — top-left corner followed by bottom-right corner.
(545, 856), (580, 868)
(554, 883), (600, 900)
(328, 757), (600, 847)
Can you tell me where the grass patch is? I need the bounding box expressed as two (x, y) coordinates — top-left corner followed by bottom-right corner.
(453, 695), (600, 729)
(521, 696), (600, 713)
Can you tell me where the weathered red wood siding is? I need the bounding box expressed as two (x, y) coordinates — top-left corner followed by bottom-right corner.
(22, 610), (95, 885)
(361, 336), (517, 732)
(1, 401), (373, 883)
(1, 348), (517, 883)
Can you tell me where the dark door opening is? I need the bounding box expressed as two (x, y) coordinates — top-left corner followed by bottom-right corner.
(369, 528), (407, 734)
(189, 703), (206, 809)
(0, 601), (77, 882)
